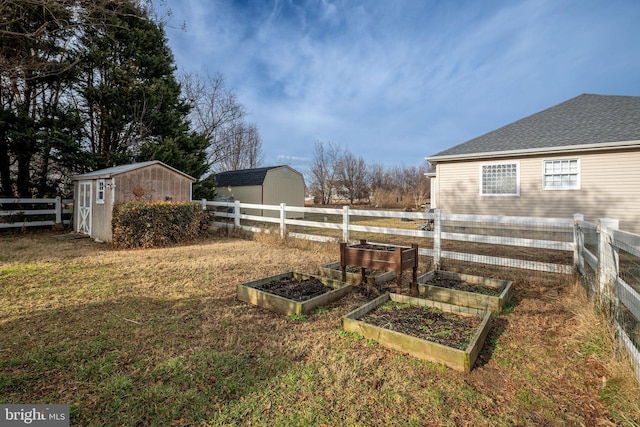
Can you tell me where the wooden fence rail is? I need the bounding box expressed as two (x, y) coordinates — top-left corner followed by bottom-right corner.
(0, 197), (73, 229)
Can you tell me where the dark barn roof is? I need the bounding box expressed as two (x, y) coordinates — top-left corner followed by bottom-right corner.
(214, 166), (282, 187)
(429, 94), (640, 160)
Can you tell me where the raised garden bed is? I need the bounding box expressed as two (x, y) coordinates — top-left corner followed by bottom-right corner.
(340, 239), (418, 294)
(237, 272), (352, 316)
(418, 270), (513, 312)
(318, 261), (396, 285)
(342, 293), (492, 372)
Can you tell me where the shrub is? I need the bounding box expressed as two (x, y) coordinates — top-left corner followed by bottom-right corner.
(112, 201), (209, 248)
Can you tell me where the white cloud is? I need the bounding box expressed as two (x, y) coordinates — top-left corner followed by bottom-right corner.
(161, 0), (640, 166)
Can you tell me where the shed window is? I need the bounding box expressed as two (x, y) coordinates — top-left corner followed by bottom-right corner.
(96, 179), (105, 204)
(543, 159), (580, 190)
(480, 162), (519, 196)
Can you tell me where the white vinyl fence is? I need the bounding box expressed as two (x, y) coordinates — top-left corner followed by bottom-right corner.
(575, 217), (640, 380)
(201, 199), (640, 380)
(200, 199), (575, 274)
(0, 197), (73, 229)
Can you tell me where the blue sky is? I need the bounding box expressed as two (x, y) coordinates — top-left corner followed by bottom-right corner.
(158, 0), (640, 171)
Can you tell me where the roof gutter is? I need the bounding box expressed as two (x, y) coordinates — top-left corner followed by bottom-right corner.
(426, 139), (640, 163)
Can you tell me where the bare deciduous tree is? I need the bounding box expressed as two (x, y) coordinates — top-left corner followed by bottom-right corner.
(179, 71), (262, 172)
(215, 122), (264, 172)
(335, 151), (369, 204)
(405, 164), (430, 209)
(367, 162), (392, 206)
(308, 140), (342, 205)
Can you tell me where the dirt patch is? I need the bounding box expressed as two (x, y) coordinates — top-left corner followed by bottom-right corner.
(335, 265), (386, 275)
(359, 301), (481, 350)
(254, 276), (333, 301)
(423, 275), (504, 296)
(350, 243), (396, 251)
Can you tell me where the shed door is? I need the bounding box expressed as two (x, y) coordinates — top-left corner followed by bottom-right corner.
(77, 180), (92, 235)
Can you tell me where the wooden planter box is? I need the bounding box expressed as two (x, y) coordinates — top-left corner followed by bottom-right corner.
(418, 270), (513, 312)
(340, 240), (418, 293)
(318, 262), (396, 285)
(342, 293), (492, 372)
(237, 272), (352, 316)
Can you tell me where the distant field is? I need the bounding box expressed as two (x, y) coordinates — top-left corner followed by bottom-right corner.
(0, 231), (637, 426)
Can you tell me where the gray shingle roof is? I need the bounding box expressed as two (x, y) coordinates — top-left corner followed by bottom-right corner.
(214, 166), (282, 187)
(71, 161), (196, 181)
(429, 94), (640, 159)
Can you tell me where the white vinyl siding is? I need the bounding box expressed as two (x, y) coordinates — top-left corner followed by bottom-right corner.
(480, 162), (519, 196)
(543, 159), (580, 190)
(432, 149), (640, 233)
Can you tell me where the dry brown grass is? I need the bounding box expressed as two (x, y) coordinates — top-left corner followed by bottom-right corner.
(566, 280), (640, 426)
(0, 230), (638, 426)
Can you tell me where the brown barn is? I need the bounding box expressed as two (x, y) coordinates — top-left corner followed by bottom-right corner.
(71, 161), (195, 242)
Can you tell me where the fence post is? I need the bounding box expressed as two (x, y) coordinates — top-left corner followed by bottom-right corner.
(200, 198), (207, 210)
(573, 213), (584, 272)
(234, 200), (241, 228)
(598, 217), (619, 303)
(55, 196), (62, 225)
(342, 205), (350, 242)
(433, 208), (441, 269)
(280, 203), (286, 238)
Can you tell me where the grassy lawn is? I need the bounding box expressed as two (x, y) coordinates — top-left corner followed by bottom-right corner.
(1, 230), (638, 426)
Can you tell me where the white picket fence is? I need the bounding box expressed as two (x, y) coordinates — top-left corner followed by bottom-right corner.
(0, 197), (73, 229)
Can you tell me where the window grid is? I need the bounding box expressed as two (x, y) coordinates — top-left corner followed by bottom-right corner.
(543, 159), (579, 190)
(481, 163), (518, 195)
(96, 179), (105, 204)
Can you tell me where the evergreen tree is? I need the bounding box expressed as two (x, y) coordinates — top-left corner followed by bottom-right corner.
(0, 1), (208, 196)
(0, 0), (81, 196)
(78, 1), (203, 172)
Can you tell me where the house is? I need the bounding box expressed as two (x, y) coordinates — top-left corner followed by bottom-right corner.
(426, 94), (640, 233)
(71, 161), (196, 242)
(214, 165), (305, 219)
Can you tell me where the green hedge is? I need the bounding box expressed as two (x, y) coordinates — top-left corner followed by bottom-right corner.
(112, 202), (209, 248)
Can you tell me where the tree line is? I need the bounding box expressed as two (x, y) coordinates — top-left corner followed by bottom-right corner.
(308, 141), (431, 209)
(0, 0), (262, 199)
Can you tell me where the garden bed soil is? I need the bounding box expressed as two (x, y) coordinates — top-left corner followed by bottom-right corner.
(360, 301), (481, 350)
(418, 270), (514, 312)
(349, 243), (396, 251)
(426, 276), (503, 296)
(342, 293), (492, 372)
(318, 262), (396, 285)
(254, 276), (332, 301)
(237, 272), (352, 316)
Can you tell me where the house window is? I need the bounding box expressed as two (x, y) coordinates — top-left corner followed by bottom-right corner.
(480, 162), (519, 196)
(96, 179), (105, 204)
(543, 159), (580, 190)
